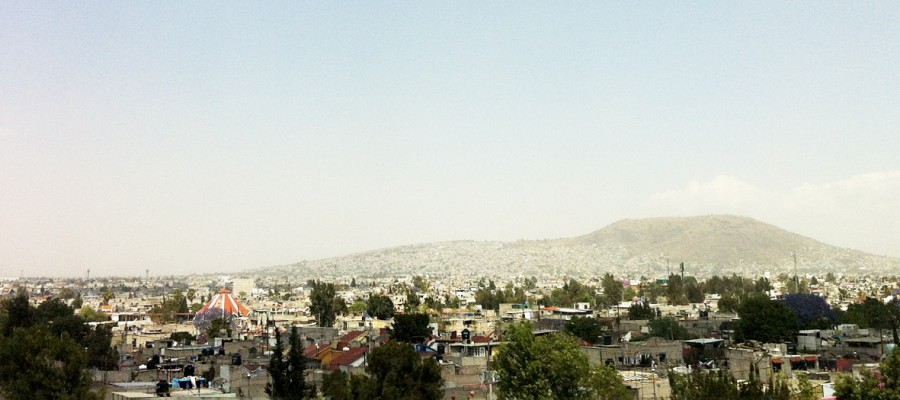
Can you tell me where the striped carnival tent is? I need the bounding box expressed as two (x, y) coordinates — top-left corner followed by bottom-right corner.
(200, 288), (250, 318)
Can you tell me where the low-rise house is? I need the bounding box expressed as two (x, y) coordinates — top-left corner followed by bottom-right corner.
(446, 335), (500, 369)
(326, 347), (369, 372)
(582, 338), (683, 369)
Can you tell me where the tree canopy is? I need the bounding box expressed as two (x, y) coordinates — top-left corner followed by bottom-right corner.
(309, 280), (348, 327)
(367, 294), (395, 320)
(266, 326), (313, 399)
(648, 317), (692, 340)
(494, 321), (630, 400)
(330, 342), (443, 400)
(628, 301), (656, 320)
(835, 347), (900, 400)
(150, 289), (189, 324)
(564, 316), (606, 344)
(735, 296), (798, 343)
(669, 367), (796, 400)
(781, 293), (838, 330)
(0, 293), (107, 399)
(391, 313), (431, 343)
(475, 280), (526, 312)
(600, 274), (623, 307)
(546, 278), (597, 308)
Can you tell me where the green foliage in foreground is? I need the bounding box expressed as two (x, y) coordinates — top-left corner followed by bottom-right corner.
(494, 321), (630, 400)
(668, 366), (813, 400)
(835, 347), (900, 400)
(321, 342), (442, 400)
(0, 293), (112, 399)
(266, 326), (313, 399)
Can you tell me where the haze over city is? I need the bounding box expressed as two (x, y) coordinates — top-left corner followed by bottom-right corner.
(2, 2), (899, 278)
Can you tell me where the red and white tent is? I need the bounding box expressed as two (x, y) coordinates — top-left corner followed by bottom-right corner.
(200, 288), (250, 318)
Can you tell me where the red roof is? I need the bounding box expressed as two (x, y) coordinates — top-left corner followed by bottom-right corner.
(304, 343), (327, 358)
(326, 347), (368, 371)
(471, 335), (493, 344)
(339, 330), (366, 343)
(199, 288), (250, 317)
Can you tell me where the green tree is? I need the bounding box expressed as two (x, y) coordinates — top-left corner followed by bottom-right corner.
(564, 316), (606, 344)
(59, 287), (77, 300)
(628, 301), (656, 320)
(834, 369), (887, 400)
(648, 318), (691, 340)
(0, 293), (101, 399)
(412, 276), (429, 291)
(0, 327), (99, 399)
(667, 273), (688, 305)
(795, 373), (817, 400)
(367, 294), (395, 320)
(405, 292), (421, 313)
(150, 289), (190, 324)
(670, 367), (791, 400)
(266, 326), (312, 399)
(494, 321), (630, 400)
(547, 279), (596, 308)
(391, 313), (431, 343)
(84, 324), (118, 370)
(717, 294), (740, 313)
(834, 346), (900, 400)
(72, 292), (83, 309)
(685, 281), (705, 303)
(79, 305), (109, 322)
(170, 331), (196, 345)
(670, 369), (737, 400)
(845, 298), (900, 344)
(1, 293), (34, 336)
(207, 317), (233, 340)
(266, 327), (287, 398)
(601, 274), (623, 307)
(349, 342), (442, 400)
(349, 300), (368, 314)
(735, 296), (799, 343)
(101, 287), (115, 305)
(322, 370), (351, 400)
(309, 280), (348, 327)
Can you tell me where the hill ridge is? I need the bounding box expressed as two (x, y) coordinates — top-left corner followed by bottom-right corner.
(254, 215), (899, 278)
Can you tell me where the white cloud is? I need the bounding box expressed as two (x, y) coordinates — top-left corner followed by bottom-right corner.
(784, 171), (900, 214)
(647, 175), (776, 215)
(643, 171), (900, 257)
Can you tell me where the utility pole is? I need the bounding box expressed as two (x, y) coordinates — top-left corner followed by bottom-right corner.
(792, 252), (799, 293)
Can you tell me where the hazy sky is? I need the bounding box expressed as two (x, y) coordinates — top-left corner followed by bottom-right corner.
(2, 2), (899, 277)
